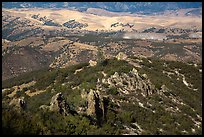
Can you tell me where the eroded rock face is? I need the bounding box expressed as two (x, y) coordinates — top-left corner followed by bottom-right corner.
(102, 68), (157, 96)
(40, 92), (70, 115)
(50, 92), (70, 115)
(86, 89), (106, 125)
(87, 89), (103, 116)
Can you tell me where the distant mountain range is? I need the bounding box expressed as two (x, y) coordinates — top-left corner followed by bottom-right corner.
(2, 2), (202, 13)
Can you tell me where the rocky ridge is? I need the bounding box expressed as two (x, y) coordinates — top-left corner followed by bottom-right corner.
(100, 68), (157, 96)
(2, 51), (202, 135)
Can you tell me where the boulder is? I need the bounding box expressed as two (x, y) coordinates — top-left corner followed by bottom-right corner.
(130, 68), (140, 78)
(141, 73), (148, 79)
(89, 60), (97, 66)
(101, 71), (107, 77)
(116, 52), (127, 60)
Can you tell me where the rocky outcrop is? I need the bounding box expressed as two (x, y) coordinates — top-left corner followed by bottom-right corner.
(87, 89), (97, 115)
(102, 68), (157, 96)
(40, 92), (70, 116)
(85, 89), (109, 125)
(87, 89), (103, 116)
(50, 93), (70, 115)
(19, 97), (26, 109)
(9, 97), (26, 110)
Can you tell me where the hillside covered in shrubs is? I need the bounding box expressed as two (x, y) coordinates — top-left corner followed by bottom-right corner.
(2, 55), (202, 135)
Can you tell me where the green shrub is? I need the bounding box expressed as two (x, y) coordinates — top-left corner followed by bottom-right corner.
(21, 87), (28, 92)
(80, 82), (96, 90)
(118, 111), (134, 124)
(108, 87), (119, 95)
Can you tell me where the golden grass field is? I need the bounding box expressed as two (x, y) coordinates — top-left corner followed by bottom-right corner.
(3, 8), (202, 31)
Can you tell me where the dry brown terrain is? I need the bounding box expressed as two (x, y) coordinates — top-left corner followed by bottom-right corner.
(3, 8), (202, 31)
(2, 7), (202, 81)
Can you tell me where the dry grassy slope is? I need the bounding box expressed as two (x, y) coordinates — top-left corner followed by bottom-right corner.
(42, 39), (71, 52)
(2, 8), (202, 81)
(49, 41), (99, 68)
(3, 37), (45, 50)
(3, 8), (202, 31)
(2, 34), (100, 80)
(2, 46), (52, 80)
(161, 8), (202, 17)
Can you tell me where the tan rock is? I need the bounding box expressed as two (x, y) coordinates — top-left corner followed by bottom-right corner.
(86, 89), (105, 125)
(116, 52), (127, 60)
(89, 60), (97, 66)
(102, 68), (157, 97)
(87, 89), (96, 116)
(49, 92), (70, 115)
